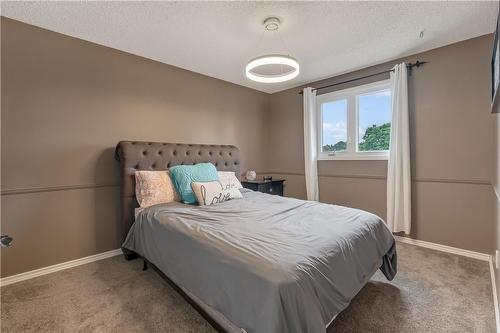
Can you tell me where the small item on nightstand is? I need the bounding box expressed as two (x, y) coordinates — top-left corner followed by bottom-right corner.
(263, 176), (272, 181)
(246, 170), (257, 181)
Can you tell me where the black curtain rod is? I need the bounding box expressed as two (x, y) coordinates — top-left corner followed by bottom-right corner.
(298, 61), (427, 95)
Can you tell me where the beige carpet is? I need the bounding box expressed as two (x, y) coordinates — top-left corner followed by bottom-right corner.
(1, 242), (495, 333)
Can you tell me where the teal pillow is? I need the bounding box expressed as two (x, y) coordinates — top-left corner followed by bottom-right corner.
(170, 163), (219, 204)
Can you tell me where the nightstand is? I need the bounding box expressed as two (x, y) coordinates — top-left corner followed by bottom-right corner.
(241, 179), (285, 196)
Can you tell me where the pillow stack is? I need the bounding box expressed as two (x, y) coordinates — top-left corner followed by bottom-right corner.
(135, 163), (243, 208)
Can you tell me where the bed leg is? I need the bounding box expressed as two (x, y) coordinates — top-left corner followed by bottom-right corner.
(142, 259), (148, 271)
(121, 247), (138, 261)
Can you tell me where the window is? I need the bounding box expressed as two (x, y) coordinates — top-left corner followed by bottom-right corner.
(321, 99), (347, 153)
(317, 80), (391, 160)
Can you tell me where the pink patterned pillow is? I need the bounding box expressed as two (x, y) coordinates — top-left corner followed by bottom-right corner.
(135, 171), (179, 208)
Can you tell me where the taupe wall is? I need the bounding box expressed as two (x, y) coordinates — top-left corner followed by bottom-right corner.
(267, 34), (496, 254)
(0, 18), (270, 277)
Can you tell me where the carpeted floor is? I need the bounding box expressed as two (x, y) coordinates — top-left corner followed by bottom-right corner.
(1, 242), (495, 332)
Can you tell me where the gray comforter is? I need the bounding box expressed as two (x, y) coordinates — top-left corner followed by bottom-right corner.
(123, 189), (396, 333)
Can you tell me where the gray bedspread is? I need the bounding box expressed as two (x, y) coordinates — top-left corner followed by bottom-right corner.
(123, 189), (396, 333)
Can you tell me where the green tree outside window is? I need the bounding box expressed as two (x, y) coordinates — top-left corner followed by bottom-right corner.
(322, 122), (390, 152)
(358, 123), (390, 151)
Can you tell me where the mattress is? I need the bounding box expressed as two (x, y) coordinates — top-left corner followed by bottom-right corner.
(123, 189), (396, 333)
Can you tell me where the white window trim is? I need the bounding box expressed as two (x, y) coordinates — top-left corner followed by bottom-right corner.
(316, 80), (391, 161)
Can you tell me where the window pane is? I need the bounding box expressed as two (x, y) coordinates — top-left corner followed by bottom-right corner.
(321, 99), (347, 152)
(357, 89), (391, 151)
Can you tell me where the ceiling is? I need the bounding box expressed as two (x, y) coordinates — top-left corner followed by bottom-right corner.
(1, 1), (497, 94)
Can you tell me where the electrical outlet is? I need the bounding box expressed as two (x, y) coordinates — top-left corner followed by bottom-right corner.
(496, 250), (499, 270)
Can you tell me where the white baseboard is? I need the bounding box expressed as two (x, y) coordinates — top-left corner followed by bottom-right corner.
(394, 235), (491, 261)
(0, 248), (122, 287)
(489, 257), (500, 333)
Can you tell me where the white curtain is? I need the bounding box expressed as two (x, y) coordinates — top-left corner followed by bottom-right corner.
(387, 63), (411, 234)
(303, 87), (319, 201)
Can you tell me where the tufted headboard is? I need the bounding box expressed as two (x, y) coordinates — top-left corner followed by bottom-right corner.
(115, 141), (241, 239)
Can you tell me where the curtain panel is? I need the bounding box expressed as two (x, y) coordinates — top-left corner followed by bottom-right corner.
(303, 87), (319, 201)
(387, 63), (412, 234)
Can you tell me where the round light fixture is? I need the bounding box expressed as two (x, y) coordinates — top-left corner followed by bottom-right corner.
(245, 17), (299, 83)
(245, 55), (299, 83)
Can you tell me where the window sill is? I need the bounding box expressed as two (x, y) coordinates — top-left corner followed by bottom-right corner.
(318, 153), (388, 161)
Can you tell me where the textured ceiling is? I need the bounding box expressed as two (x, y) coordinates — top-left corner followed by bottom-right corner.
(1, 1), (497, 94)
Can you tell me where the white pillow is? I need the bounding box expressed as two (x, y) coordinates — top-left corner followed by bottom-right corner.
(135, 170), (179, 208)
(218, 171), (243, 189)
(191, 181), (243, 206)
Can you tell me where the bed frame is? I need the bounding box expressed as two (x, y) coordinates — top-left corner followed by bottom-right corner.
(114, 141), (242, 332)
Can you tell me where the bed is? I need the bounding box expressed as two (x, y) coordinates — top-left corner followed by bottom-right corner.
(115, 141), (397, 333)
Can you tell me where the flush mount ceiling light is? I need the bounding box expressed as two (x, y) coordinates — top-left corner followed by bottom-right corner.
(245, 17), (299, 83)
